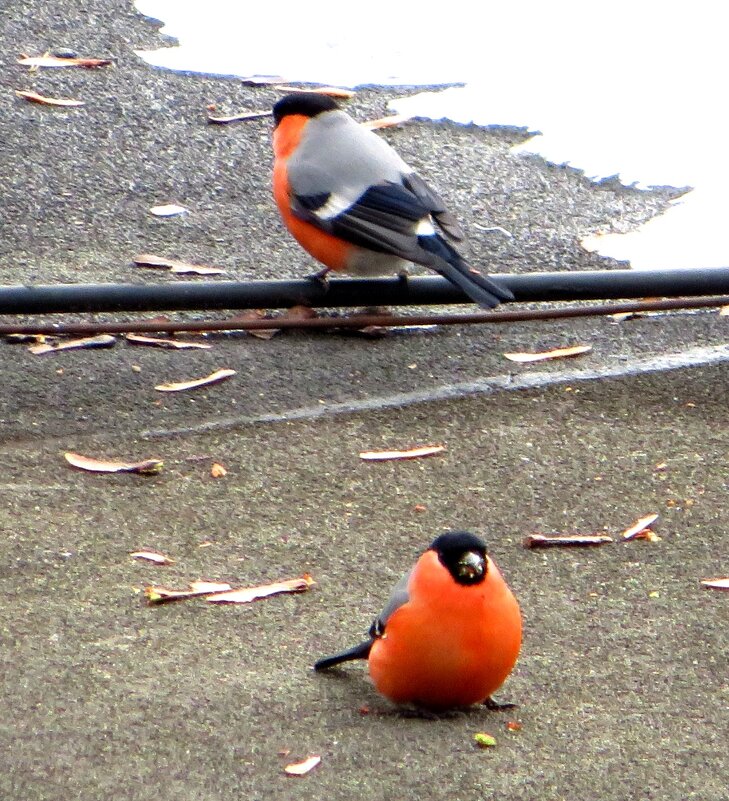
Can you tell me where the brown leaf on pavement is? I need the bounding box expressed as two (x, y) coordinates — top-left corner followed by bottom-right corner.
(64, 452), (164, 475)
(284, 755), (321, 776)
(145, 581), (233, 604)
(4, 333), (49, 344)
(274, 85), (356, 98)
(125, 334), (212, 350)
(145, 575), (314, 604)
(130, 550), (175, 565)
(621, 513), (660, 541)
(148, 204), (188, 217)
(359, 445), (446, 461)
(17, 55), (112, 68)
(206, 575), (315, 603)
(610, 311), (647, 322)
(700, 578), (729, 590)
(361, 114), (413, 130)
(154, 368), (236, 392)
(132, 253), (225, 275)
(503, 344), (592, 363)
(207, 109), (272, 124)
(29, 334), (116, 354)
(229, 309), (280, 339)
(15, 89), (84, 107)
(210, 463), (227, 478)
(522, 533), (614, 548)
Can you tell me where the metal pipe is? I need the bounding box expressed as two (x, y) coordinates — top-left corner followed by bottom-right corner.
(0, 296), (727, 337)
(2, 268), (729, 314)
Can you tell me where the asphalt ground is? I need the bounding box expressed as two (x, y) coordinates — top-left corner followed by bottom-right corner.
(1, 2), (727, 800)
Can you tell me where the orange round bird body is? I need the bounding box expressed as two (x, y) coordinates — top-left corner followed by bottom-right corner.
(271, 93), (515, 308)
(314, 531), (522, 711)
(369, 550), (521, 709)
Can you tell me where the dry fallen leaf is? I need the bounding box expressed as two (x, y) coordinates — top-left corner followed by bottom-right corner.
(145, 575), (314, 604)
(154, 368), (236, 392)
(621, 513), (660, 541)
(284, 755), (321, 776)
(15, 89), (85, 107)
(149, 204), (188, 217)
(503, 345), (592, 363)
(125, 334), (212, 350)
(210, 463), (227, 478)
(29, 334), (116, 354)
(522, 533), (614, 548)
(229, 309), (280, 339)
(4, 333), (49, 344)
(700, 577), (729, 590)
(274, 85), (356, 99)
(610, 311), (647, 322)
(132, 253), (225, 275)
(283, 305), (318, 322)
(361, 114), (413, 130)
(130, 550), (175, 565)
(359, 445), (446, 461)
(64, 452), (163, 474)
(17, 55), (112, 68)
(206, 575), (315, 604)
(228, 305), (318, 339)
(207, 109), (272, 124)
(145, 581), (233, 604)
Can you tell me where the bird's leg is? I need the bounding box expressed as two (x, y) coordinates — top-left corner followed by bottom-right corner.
(482, 696), (517, 711)
(307, 265), (331, 291)
(396, 267), (410, 293)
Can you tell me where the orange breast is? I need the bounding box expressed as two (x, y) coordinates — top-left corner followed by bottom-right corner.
(273, 117), (350, 272)
(368, 553), (522, 709)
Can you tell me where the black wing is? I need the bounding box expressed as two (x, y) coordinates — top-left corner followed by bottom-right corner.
(313, 569), (412, 672)
(293, 181), (432, 261)
(293, 180), (513, 308)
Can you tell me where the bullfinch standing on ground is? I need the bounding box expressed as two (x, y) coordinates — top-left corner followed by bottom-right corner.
(314, 531), (522, 710)
(272, 93), (514, 309)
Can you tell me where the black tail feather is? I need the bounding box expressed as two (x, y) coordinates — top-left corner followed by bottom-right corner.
(419, 235), (514, 309)
(313, 639), (373, 671)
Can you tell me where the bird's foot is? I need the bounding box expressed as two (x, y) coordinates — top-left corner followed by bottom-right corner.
(307, 266), (331, 292)
(482, 696), (517, 711)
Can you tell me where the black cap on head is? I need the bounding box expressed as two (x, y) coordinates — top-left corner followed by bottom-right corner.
(272, 93), (340, 126)
(429, 530), (488, 586)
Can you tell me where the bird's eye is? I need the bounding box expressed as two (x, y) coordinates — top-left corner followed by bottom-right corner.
(457, 550), (485, 581)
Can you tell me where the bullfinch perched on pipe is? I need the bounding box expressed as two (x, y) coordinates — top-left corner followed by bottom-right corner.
(272, 94), (514, 309)
(314, 531), (522, 710)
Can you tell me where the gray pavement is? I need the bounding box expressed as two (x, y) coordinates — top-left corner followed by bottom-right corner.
(1, 2), (727, 800)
